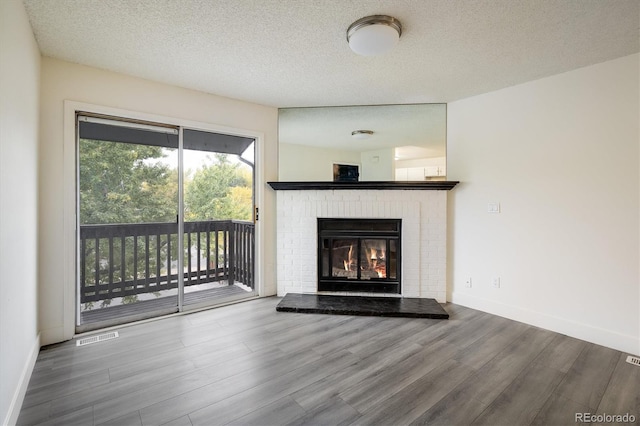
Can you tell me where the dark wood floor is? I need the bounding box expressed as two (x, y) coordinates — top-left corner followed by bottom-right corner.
(18, 297), (638, 426)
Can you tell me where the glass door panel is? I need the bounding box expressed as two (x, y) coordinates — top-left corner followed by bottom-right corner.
(77, 116), (179, 331)
(360, 239), (388, 279)
(331, 239), (358, 279)
(181, 130), (256, 309)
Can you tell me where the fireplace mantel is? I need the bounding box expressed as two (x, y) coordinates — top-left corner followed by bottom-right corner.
(268, 181), (459, 191)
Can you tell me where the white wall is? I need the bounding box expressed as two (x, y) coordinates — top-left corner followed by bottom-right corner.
(39, 58), (278, 346)
(360, 148), (395, 181)
(0, 0), (41, 424)
(448, 54), (639, 355)
(279, 142), (361, 181)
(278, 144), (397, 181)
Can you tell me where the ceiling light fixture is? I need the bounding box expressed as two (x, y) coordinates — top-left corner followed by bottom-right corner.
(352, 130), (374, 139)
(347, 15), (402, 56)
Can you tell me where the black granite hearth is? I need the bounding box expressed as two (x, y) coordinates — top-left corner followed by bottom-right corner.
(276, 293), (449, 319)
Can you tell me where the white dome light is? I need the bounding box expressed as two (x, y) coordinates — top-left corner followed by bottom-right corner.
(347, 15), (402, 57)
(352, 130), (374, 140)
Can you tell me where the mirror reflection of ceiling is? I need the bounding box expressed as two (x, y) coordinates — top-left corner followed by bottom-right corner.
(278, 104), (446, 159)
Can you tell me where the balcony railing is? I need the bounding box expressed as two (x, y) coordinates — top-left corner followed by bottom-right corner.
(79, 220), (254, 304)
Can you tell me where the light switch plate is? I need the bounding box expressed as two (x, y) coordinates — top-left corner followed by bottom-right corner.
(488, 202), (500, 213)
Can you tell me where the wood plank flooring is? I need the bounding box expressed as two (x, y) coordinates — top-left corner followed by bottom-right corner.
(17, 297), (639, 426)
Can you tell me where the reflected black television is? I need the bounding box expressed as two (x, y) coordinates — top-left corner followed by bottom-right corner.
(333, 164), (359, 182)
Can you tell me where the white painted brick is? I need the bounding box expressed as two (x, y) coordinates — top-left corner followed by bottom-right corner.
(275, 189), (448, 299)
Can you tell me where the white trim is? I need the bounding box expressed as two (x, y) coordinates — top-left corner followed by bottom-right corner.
(63, 100), (266, 339)
(450, 291), (640, 356)
(3, 333), (40, 426)
(63, 101), (78, 340)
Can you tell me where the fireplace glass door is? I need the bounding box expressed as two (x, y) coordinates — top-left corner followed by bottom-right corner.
(318, 219), (401, 293)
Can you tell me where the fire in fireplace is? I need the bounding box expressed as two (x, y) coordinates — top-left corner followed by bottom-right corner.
(318, 218), (401, 293)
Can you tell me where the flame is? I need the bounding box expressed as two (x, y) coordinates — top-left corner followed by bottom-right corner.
(344, 244), (354, 271)
(373, 263), (386, 278)
(337, 242), (389, 278)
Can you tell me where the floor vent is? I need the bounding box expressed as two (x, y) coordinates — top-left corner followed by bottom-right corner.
(76, 331), (119, 347)
(626, 355), (640, 367)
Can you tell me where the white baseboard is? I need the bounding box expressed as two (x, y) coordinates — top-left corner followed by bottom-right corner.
(450, 292), (639, 356)
(3, 333), (40, 426)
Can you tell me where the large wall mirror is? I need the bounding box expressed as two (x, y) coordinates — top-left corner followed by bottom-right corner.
(278, 103), (446, 182)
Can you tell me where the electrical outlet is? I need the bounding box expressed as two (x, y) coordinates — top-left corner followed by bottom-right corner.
(465, 277), (472, 288)
(492, 277), (501, 288)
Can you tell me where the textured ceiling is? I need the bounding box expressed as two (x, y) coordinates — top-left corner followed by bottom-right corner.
(23, 0), (639, 108)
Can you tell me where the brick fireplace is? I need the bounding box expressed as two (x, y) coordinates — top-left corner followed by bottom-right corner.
(270, 182), (456, 303)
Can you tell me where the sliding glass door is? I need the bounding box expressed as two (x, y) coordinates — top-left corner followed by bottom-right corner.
(76, 115), (256, 332)
(180, 129), (256, 309)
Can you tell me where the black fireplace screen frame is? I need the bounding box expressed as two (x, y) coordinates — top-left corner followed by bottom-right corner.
(317, 218), (401, 293)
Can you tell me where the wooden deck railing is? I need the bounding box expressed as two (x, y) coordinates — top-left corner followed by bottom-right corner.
(80, 220), (254, 303)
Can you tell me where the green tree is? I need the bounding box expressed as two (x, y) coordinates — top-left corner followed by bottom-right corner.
(184, 153), (252, 221)
(79, 139), (177, 224)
